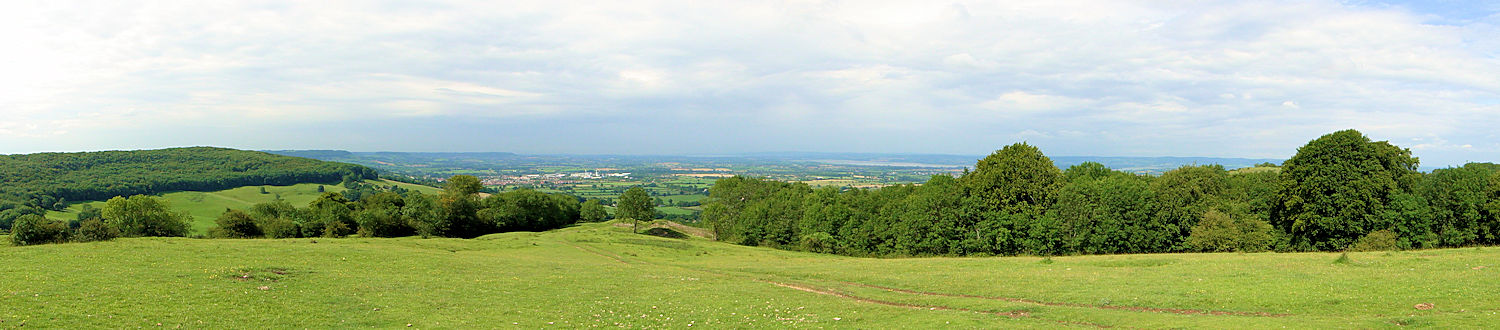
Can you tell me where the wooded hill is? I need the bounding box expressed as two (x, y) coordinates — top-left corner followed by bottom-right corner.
(0, 147), (376, 228)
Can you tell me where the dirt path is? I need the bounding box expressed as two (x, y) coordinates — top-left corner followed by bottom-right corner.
(560, 241), (631, 265)
(840, 281), (1291, 317)
(760, 279), (1031, 318)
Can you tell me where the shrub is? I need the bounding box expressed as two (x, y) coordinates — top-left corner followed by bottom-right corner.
(1185, 209), (1274, 252)
(322, 221), (353, 238)
(355, 209), (414, 238)
(798, 232), (836, 253)
(10, 214), (70, 246)
(259, 216), (301, 239)
(74, 218), (120, 242)
(1348, 229), (1399, 252)
(213, 209), (263, 238)
(102, 195), (191, 237)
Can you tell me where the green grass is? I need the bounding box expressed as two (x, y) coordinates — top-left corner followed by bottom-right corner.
(45, 180), (438, 235)
(4, 222), (1498, 327)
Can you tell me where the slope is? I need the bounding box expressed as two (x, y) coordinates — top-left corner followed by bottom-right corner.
(2, 222), (1496, 328)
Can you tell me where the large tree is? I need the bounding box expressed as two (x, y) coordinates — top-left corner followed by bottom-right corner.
(961, 142), (1062, 212)
(1271, 129), (1418, 251)
(617, 187), (655, 233)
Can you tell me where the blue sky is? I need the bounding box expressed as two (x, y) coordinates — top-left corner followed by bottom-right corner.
(2, 0), (1498, 166)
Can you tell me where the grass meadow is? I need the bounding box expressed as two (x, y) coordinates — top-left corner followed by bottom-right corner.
(45, 180), (442, 234)
(3, 221), (1497, 328)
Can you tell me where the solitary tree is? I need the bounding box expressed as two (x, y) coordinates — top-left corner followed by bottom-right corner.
(618, 187), (654, 233)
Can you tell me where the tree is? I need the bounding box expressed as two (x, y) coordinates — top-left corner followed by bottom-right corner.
(212, 209), (263, 238)
(1418, 163), (1499, 246)
(1185, 209), (1274, 252)
(445, 175), (484, 196)
(960, 143), (1062, 212)
(580, 200), (608, 222)
(618, 187), (654, 233)
(1151, 165), (1229, 250)
(1270, 129), (1418, 251)
(102, 195), (190, 237)
(9, 214), (70, 246)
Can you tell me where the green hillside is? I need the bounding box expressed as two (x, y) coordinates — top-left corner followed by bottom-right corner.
(2, 222), (1495, 328)
(0, 146), (374, 208)
(45, 180), (441, 234)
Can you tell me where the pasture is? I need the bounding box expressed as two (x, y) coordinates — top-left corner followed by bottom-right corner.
(2, 221), (1496, 328)
(45, 180), (441, 234)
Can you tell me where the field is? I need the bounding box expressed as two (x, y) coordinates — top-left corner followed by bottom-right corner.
(45, 180), (442, 234)
(3, 222), (1497, 328)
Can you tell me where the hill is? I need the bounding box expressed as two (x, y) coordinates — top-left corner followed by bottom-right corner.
(0, 146), (374, 213)
(1, 222), (1494, 328)
(44, 180), (441, 234)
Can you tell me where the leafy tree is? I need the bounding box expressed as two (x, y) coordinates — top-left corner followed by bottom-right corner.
(1151, 165), (1229, 250)
(402, 192), (442, 238)
(212, 209), (263, 238)
(618, 187), (655, 233)
(1052, 173), (1163, 254)
(74, 217), (119, 242)
(445, 175), (484, 196)
(0, 204), (45, 232)
(1185, 209), (1275, 252)
(1419, 163), (1499, 246)
(1063, 162), (1113, 182)
(580, 200), (608, 222)
(249, 200), (303, 238)
(960, 143), (1062, 212)
(305, 192), (355, 237)
(102, 195), (190, 237)
(9, 214), (70, 246)
(1270, 129), (1418, 251)
(75, 204), (102, 223)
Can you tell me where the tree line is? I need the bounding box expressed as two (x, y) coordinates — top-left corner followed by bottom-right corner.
(10, 175), (616, 246)
(704, 129), (1500, 256)
(0, 147), (376, 231)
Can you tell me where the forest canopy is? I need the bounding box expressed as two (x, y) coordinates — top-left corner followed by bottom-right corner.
(0, 147), (375, 230)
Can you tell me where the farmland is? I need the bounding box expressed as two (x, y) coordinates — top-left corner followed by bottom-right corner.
(2, 221), (1496, 328)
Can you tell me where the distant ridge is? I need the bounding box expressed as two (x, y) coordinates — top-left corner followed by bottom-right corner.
(0, 147), (376, 209)
(268, 150), (1281, 175)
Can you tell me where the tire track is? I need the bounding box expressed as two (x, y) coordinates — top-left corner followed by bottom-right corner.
(758, 280), (1032, 318)
(840, 281), (1291, 317)
(560, 241), (630, 265)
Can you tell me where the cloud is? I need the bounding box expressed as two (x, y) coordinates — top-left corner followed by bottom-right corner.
(0, 0), (1497, 166)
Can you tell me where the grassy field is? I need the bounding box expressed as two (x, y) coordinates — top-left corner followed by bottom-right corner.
(3, 222), (1497, 328)
(45, 180), (442, 234)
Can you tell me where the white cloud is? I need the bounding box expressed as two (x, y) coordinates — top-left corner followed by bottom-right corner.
(0, 0), (1497, 165)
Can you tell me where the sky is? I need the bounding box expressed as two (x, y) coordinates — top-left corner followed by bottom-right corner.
(2, 0), (1498, 167)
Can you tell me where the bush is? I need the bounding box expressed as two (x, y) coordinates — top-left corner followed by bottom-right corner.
(10, 214), (70, 246)
(213, 209), (263, 238)
(1348, 229), (1399, 252)
(322, 221), (353, 238)
(102, 195), (191, 237)
(74, 218), (119, 242)
(355, 209), (414, 238)
(799, 232), (836, 253)
(1185, 209), (1274, 252)
(259, 216), (301, 239)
